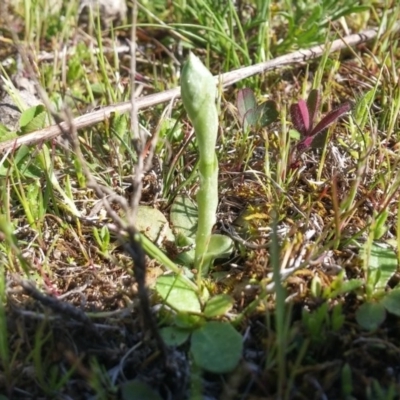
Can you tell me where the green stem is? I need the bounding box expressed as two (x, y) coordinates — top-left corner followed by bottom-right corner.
(195, 156), (218, 275)
(181, 53), (219, 276)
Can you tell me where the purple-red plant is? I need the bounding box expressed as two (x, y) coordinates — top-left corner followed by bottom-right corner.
(290, 89), (351, 156)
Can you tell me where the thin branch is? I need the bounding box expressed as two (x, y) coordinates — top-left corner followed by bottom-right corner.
(14, 276), (104, 341)
(128, 0), (145, 223)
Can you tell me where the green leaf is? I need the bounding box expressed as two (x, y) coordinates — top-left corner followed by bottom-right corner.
(139, 234), (198, 292)
(203, 294), (234, 318)
(341, 363), (353, 397)
(381, 289), (400, 317)
(0, 123), (17, 142)
(0, 145), (42, 178)
(156, 274), (201, 313)
(199, 234), (234, 272)
(326, 278), (363, 299)
(237, 88), (257, 129)
(242, 108), (259, 129)
(256, 100), (279, 127)
(26, 179), (42, 220)
(288, 129), (300, 140)
(362, 242), (397, 290)
(237, 90), (278, 130)
(136, 205), (175, 243)
(175, 312), (203, 329)
(19, 105), (47, 133)
(120, 380), (163, 400)
(190, 321), (243, 373)
(90, 83), (106, 95)
(170, 195), (198, 243)
(373, 209), (389, 240)
(331, 304), (345, 331)
(174, 244), (196, 266)
(160, 326), (191, 346)
(353, 89), (375, 129)
(112, 114), (129, 141)
(355, 302), (386, 331)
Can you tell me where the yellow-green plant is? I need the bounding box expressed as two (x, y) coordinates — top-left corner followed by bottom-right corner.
(180, 53), (232, 276)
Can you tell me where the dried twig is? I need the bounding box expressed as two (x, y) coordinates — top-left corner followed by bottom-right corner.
(123, 226), (170, 365)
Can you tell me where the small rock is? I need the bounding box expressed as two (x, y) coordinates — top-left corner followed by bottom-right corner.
(0, 90), (42, 132)
(78, 0), (127, 29)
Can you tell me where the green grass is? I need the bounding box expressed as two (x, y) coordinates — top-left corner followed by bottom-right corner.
(1, 0), (400, 398)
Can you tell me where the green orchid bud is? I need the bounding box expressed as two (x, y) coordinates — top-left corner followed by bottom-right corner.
(181, 53), (218, 166)
(181, 53), (219, 275)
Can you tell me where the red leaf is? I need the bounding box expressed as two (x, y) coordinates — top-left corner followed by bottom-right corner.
(296, 135), (314, 153)
(290, 99), (310, 136)
(309, 102), (351, 138)
(306, 89), (320, 131)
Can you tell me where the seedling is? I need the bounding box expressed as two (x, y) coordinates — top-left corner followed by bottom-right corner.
(290, 89), (351, 159)
(150, 55), (241, 378)
(171, 53), (234, 277)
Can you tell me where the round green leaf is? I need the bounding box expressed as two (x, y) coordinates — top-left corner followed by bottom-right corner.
(381, 289), (400, 317)
(355, 302), (386, 331)
(136, 205), (175, 243)
(160, 326), (191, 346)
(203, 294), (234, 318)
(156, 275), (201, 313)
(191, 321), (243, 373)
